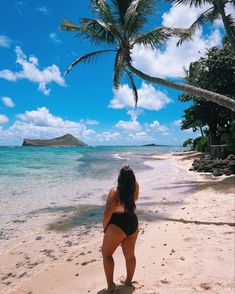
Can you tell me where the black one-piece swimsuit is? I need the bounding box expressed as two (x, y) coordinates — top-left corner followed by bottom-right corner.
(107, 211), (138, 236)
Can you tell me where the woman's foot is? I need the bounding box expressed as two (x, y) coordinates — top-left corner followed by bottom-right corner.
(120, 279), (132, 286)
(107, 282), (116, 292)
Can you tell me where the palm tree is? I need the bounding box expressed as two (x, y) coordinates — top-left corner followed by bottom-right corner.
(61, 0), (235, 111)
(166, 0), (235, 51)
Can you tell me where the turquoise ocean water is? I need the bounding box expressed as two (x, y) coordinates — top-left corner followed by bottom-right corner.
(0, 145), (184, 243)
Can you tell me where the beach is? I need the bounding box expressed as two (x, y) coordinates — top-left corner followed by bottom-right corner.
(0, 150), (234, 294)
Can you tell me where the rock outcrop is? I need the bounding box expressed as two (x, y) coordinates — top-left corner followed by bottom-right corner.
(190, 154), (235, 176)
(22, 134), (87, 147)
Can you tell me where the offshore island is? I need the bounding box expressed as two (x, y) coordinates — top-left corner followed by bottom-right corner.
(22, 134), (87, 147)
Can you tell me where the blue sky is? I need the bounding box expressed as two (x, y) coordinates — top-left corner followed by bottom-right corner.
(0, 0), (229, 145)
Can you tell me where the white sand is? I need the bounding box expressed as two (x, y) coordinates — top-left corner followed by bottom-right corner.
(1, 152), (234, 294)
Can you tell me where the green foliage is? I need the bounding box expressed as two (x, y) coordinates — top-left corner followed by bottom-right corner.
(193, 136), (209, 152)
(180, 39), (235, 146)
(222, 120), (235, 154)
(183, 138), (193, 147)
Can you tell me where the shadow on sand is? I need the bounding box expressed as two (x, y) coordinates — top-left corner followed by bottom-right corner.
(44, 202), (235, 233)
(97, 284), (135, 294)
(27, 175), (234, 232)
(153, 175), (235, 195)
(157, 216), (235, 227)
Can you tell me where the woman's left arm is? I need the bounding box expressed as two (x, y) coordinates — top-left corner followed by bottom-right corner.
(103, 188), (116, 232)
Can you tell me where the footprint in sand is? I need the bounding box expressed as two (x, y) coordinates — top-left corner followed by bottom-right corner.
(200, 282), (211, 290)
(118, 277), (144, 289)
(81, 259), (96, 266)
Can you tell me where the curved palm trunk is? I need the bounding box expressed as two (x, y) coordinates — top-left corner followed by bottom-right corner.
(127, 62), (235, 112)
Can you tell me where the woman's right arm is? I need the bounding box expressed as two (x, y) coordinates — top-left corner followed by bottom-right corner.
(102, 188), (116, 232)
(134, 182), (139, 202)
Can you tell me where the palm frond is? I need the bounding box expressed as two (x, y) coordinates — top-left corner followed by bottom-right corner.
(113, 49), (126, 89)
(113, 51), (138, 107)
(166, 0), (210, 7)
(126, 71), (138, 107)
(189, 7), (216, 29)
(173, 7), (216, 46)
(111, 0), (133, 25)
(64, 50), (115, 76)
(79, 18), (121, 45)
(225, 13), (235, 32)
(155, 26), (194, 46)
(60, 19), (82, 31)
(132, 26), (173, 49)
(90, 0), (116, 26)
(176, 29), (194, 46)
(124, 0), (156, 35)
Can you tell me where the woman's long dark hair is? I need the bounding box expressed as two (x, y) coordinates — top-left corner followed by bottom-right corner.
(117, 164), (136, 212)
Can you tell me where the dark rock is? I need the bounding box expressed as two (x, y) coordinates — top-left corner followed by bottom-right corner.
(192, 159), (200, 166)
(227, 154), (235, 161)
(224, 169), (233, 176)
(202, 163), (214, 172)
(212, 169), (224, 176)
(228, 160), (235, 167)
(193, 163), (200, 170)
(22, 134), (87, 147)
(191, 153), (235, 176)
(209, 145), (229, 159)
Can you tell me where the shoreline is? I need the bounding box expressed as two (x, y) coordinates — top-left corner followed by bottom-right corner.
(0, 151), (234, 293)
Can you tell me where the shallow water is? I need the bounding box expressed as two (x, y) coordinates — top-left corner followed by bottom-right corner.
(0, 145), (185, 245)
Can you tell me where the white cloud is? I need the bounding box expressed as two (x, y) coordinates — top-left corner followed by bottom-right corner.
(0, 46), (65, 95)
(115, 119), (142, 132)
(80, 119), (99, 125)
(114, 111), (170, 143)
(131, 2), (223, 80)
(49, 33), (61, 44)
(214, 3), (235, 27)
(172, 119), (182, 127)
(132, 28), (222, 79)
(0, 70), (17, 81)
(183, 128), (194, 133)
(36, 5), (50, 14)
(2, 97), (15, 107)
(148, 120), (169, 132)
(162, 2), (234, 30)
(162, 3), (211, 28)
(0, 114), (9, 124)
(127, 131), (153, 142)
(109, 82), (172, 110)
(0, 35), (11, 48)
(96, 131), (120, 142)
(127, 109), (143, 121)
(0, 107), (200, 145)
(115, 109), (143, 132)
(2, 107), (95, 141)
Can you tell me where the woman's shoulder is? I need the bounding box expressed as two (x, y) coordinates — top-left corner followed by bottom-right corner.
(108, 187), (118, 197)
(135, 181), (139, 191)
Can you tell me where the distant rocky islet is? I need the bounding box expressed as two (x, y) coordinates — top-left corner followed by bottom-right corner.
(22, 134), (87, 147)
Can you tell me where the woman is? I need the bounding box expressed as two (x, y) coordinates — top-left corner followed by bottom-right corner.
(102, 164), (139, 292)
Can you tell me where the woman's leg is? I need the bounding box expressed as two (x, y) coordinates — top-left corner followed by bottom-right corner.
(102, 224), (126, 290)
(121, 228), (139, 285)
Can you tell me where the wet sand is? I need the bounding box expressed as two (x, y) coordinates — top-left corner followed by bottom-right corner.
(0, 151), (234, 294)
